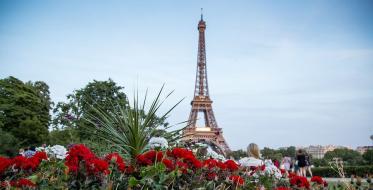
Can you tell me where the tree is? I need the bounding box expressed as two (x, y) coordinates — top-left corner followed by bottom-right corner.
(227, 149), (247, 160)
(52, 79), (129, 141)
(362, 149), (373, 164)
(324, 148), (363, 165)
(0, 76), (52, 148)
(0, 128), (20, 157)
(261, 147), (283, 161)
(278, 146), (296, 157)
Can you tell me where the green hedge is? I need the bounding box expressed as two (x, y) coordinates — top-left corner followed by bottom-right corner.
(312, 166), (373, 177)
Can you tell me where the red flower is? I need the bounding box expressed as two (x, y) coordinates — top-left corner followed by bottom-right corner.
(64, 144), (110, 176)
(275, 187), (291, 190)
(10, 178), (36, 188)
(229, 175), (244, 186)
(280, 169), (286, 174)
(162, 159), (174, 170)
(191, 158), (202, 169)
(217, 161), (227, 170)
(260, 164), (266, 171)
(176, 161), (188, 173)
(206, 172), (217, 180)
(105, 153), (126, 172)
(169, 148), (194, 159)
(250, 166), (258, 171)
(125, 165), (135, 174)
(136, 154), (153, 166)
(65, 144), (96, 173)
(290, 176), (310, 188)
(0, 157), (12, 174)
(87, 158), (110, 175)
(144, 150), (156, 160)
(203, 158), (218, 169)
(33, 151), (48, 162)
(224, 160), (239, 171)
(137, 150), (164, 165)
(311, 176), (324, 184)
(323, 181), (328, 187)
(288, 172), (296, 178)
(12, 156), (35, 171)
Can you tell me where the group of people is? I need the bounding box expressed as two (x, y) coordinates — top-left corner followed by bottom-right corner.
(241, 143), (313, 177)
(18, 144), (47, 158)
(279, 149), (313, 177)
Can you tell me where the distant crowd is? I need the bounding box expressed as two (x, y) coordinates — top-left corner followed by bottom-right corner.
(242, 143), (313, 177)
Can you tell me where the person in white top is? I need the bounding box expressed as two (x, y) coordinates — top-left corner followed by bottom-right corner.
(239, 143), (264, 167)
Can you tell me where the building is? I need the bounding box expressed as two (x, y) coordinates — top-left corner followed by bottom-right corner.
(302, 145), (348, 159)
(356, 146), (373, 154)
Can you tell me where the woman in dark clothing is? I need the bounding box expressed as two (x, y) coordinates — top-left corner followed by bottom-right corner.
(305, 154), (313, 177)
(296, 149), (307, 177)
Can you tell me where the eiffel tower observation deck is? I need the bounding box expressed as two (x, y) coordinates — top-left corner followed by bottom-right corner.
(182, 13), (230, 154)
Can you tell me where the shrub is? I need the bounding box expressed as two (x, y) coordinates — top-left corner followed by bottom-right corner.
(312, 166), (373, 177)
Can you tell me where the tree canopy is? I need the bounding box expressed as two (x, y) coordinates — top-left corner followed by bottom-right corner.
(0, 76), (52, 151)
(323, 148), (363, 165)
(52, 79), (129, 142)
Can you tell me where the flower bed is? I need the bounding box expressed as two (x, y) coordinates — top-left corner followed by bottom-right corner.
(0, 144), (329, 189)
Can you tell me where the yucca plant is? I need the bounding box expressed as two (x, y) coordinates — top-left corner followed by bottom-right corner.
(84, 86), (184, 164)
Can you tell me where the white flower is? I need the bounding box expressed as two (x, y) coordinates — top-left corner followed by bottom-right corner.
(264, 160), (282, 179)
(45, 145), (67, 159)
(206, 147), (226, 161)
(148, 137), (168, 149)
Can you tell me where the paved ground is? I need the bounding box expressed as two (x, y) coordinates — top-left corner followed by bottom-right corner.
(315, 178), (367, 183)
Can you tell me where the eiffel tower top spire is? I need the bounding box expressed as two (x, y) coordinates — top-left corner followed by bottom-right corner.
(194, 9), (209, 98)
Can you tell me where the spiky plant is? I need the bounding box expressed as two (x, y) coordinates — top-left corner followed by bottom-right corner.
(84, 86), (184, 164)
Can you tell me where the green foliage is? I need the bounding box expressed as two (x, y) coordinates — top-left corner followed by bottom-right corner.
(48, 128), (80, 146)
(52, 79), (129, 141)
(324, 148), (364, 165)
(278, 146), (296, 157)
(0, 76), (52, 148)
(312, 166), (373, 177)
(260, 146), (296, 161)
(312, 158), (329, 167)
(0, 128), (20, 157)
(261, 147), (282, 161)
(85, 86), (183, 164)
(32, 159), (68, 189)
(362, 149), (373, 164)
(227, 149), (247, 160)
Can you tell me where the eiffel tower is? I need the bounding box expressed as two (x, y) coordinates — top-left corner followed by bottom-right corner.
(182, 13), (230, 154)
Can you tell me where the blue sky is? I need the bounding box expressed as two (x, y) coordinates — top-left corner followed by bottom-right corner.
(1, 1), (373, 150)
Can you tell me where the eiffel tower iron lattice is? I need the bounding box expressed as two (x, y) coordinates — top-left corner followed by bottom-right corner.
(182, 14), (230, 154)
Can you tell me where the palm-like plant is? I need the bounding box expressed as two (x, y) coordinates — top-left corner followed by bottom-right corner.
(84, 86), (184, 164)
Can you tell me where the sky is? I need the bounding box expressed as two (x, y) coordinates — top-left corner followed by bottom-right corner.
(1, 0), (373, 150)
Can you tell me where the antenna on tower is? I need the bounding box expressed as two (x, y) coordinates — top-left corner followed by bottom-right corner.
(201, 8), (203, 20)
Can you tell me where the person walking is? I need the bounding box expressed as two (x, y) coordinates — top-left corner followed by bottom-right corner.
(305, 153), (313, 177)
(281, 156), (292, 172)
(296, 149), (307, 177)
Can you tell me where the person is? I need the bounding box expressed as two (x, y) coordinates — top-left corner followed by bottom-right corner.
(24, 146), (36, 158)
(296, 149), (307, 177)
(305, 153), (313, 177)
(18, 148), (25, 156)
(239, 143), (264, 167)
(281, 156), (292, 172)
